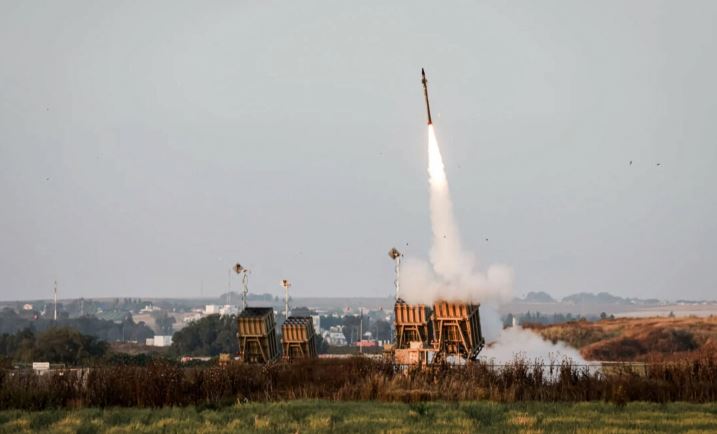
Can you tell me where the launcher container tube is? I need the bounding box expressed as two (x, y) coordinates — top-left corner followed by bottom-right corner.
(237, 307), (280, 364)
(394, 299), (433, 350)
(431, 302), (485, 362)
(281, 316), (318, 360)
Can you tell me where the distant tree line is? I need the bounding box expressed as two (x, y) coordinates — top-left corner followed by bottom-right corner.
(0, 327), (107, 365)
(0, 308), (153, 342)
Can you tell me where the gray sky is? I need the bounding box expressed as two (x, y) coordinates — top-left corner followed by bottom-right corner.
(1, 1), (715, 301)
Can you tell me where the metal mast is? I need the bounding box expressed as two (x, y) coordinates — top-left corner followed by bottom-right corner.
(234, 263), (249, 310)
(53, 280), (58, 321)
(281, 279), (291, 320)
(359, 308), (363, 354)
(388, 248), (402, 300)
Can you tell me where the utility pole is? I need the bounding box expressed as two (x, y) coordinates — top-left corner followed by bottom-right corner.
(53, 280), (58, 321)
(359, 308), (363, 354)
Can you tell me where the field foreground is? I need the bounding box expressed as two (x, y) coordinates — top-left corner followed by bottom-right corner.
(2, 401), (717, 433)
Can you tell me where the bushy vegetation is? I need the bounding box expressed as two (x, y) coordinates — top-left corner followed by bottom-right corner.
(2, 401), (716, 433)
(2, 355), (717, 410)
(0, 327), (107, 365)
(170, 314), (237, 357)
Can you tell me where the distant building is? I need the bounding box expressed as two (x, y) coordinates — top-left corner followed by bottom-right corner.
(180, 356), (212, 363)
(32, 362), (50, 371)
(311, 314), (321, 334)
(146, 335), (172, 347)
(183, 312), (203, 323)
(22, 303), (33, 311)
(323, 329), (347, 346)
(219, 305), (238, 316)
(204, 305), (221, 315)
(139, 304), (161, 313)
(355, 340), (377, 348)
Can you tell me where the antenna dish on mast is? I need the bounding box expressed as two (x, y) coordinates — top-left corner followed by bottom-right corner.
(388, 247), (401, 260)
(388, 248), (402, 300)
(234, 263), (250, 310)
(280, 279), (291, 320)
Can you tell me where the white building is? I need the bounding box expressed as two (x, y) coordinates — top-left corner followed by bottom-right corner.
(147, 335), (173, 347)
(323, 330), (347, 346)
(23, 303), (33, 311)
(32, 362), (50, 371)
(219, 305), (238, 316)
(311, 314), (321, 334)
(204, 305), (221, 314)
(183, 312), (203, 323)
(139, 304), (162, 313)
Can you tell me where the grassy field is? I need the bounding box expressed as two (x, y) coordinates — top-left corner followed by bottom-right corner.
(1, 401), (717, 433)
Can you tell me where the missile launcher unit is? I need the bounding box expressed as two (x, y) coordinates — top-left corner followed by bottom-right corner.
(393, 299), (434, 366)
(237, 307), (280, 364)
(281, 316), (318, 360)
(432, 302), (484, 362)
(394, 299), (433, 349)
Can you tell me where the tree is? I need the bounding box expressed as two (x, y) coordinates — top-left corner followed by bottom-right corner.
(171, 314), (237, 357)
(600, 312), (607, 320)
(314, 333), (329, 354)
(33, 327), (107, 365)
(372, 319), (392, 341)
(153, 311), (176, 335)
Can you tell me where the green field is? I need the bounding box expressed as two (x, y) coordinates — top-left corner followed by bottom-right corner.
(1, 401), (716, 433)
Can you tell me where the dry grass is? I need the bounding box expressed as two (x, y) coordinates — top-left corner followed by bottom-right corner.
(526, 316), (717, 361)
(2, 356), (717, 409)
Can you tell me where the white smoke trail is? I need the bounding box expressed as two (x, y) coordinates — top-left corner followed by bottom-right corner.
(400, 125), (513, 305)
(399, 124), (586, 364)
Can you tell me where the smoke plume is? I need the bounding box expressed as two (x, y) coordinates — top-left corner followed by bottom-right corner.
(400, 125), (586, 365)
(400, 125), (513, 305)
(481, 326), (588, 364)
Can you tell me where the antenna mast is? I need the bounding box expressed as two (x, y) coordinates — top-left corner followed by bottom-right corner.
(281, 279), (291, 320)
(234, 263), (249, 310)
(388, 248), (402, 300)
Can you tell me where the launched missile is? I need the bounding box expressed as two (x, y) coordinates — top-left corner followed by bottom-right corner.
(421, 68), (433, 125)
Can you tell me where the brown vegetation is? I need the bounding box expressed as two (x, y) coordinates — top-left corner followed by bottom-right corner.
(525, 316), (717, 361)
(2, 356), (717, 410)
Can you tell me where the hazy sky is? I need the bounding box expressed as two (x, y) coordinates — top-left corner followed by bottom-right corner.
(1, 1), (715, 301)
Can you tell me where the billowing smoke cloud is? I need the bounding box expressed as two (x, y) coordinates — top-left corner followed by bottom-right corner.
(400, 125), (513, 305)
(400, 125), (586, 365)
(482, 326), (588, 364)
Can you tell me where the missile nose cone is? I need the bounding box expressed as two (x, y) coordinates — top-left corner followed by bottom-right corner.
(421, 68), (432, 125)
